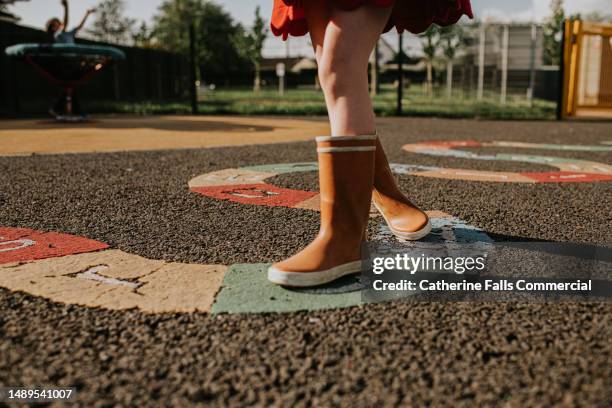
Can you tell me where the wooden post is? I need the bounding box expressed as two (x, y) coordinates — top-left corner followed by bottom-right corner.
(500, 24), (509, 104)
(446, 60), (453, 99)
(527, 23), (537, 105)
(477, 24), (486, 100)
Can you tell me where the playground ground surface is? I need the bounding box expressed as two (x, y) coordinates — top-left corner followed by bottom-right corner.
(0, 115), (610, 406)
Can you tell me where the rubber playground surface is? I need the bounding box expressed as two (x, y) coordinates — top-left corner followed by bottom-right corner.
(0, 116), (610, 406)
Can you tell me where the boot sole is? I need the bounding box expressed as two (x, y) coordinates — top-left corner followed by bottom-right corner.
(372, 201), (432, 241)
(267, 261), (362, 287)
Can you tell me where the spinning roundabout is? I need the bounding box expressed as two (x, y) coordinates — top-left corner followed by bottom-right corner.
(1, 139), (610, 315)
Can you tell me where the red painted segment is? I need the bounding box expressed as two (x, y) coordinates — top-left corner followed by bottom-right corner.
(0, 228), (108, 265)
(191, 184), (318, 208)
(521, 172), (612, 183)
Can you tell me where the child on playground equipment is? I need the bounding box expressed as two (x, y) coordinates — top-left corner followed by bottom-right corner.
(44, 0), (96, 118)
(46, 0), (95, 44)
(266, 0), (473, 287)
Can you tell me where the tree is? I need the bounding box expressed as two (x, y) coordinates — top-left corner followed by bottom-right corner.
(240, 6), (267, 92)
(0, 1), (21, 22)
(88, 0), (136, 45)
(543, 0), (565, 66)
(421, 26), (440, 98)
(439, 25), (464, 99)
(575, 11), (612, 23)
(153, 0), (250, 84)
(132, 22), (153, 48)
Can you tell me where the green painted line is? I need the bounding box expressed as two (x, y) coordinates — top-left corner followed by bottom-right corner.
(494, 142), (612, 152)
(243, 162), (318, 174)
(211, 263), (362, 314)
(495, 153), (587, 165)
(526, 143), (612, 152)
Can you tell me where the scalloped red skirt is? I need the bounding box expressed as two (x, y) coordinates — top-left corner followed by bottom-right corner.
(271, 0), (473, 40)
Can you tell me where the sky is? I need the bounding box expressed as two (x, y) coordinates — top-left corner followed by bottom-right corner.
(8, 0), (611, 56)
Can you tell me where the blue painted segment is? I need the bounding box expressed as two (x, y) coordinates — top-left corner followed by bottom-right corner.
(413, 148), (496, 161)
(244, 162), (443, 176)
(374, 216), (493, 247)
(390, 164), (440, 174)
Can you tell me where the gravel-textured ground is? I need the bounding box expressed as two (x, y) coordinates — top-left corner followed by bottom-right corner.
(1, 290), (610, 407)
(0, 117), (610, 406)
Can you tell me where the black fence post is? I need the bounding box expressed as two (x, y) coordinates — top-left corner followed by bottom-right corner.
(556, 20), (567, 121)
(189, 23), (198, 115)
(10, 58), (20, 116)
(396, 32), (404, 116)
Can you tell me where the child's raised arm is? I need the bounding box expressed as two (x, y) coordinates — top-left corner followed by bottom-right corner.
(61, 0), (69, 31)
(75, 8), (96, 33)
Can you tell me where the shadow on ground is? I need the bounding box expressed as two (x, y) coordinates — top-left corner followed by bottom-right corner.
(0, 117), (275, 133)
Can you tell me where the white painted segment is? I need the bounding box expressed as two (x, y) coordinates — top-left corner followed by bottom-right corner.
(315, 135), (377, 142)
(76, 265), (141, 290)
(0, 238), (36, 253)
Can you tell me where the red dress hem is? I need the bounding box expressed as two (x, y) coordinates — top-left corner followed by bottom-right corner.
(271, 0), (473, 40)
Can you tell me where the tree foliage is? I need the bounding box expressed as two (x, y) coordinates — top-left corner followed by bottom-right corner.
(132, 22), (153, 48)
(421, 26), (439, 62)
(152, 0), (250, 82)
(438, 25), (464, 61)
(237, 6), (268, 91)
(87, 0), (136, 45)
(543, 0), (565, 66)
(569, 11), (612, 23)
(240, 6), (267, 67)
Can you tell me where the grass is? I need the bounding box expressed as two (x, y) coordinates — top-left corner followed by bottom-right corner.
(89, 86), (557, 120)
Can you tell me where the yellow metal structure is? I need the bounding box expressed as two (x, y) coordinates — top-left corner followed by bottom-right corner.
(561, 20), (612, 119)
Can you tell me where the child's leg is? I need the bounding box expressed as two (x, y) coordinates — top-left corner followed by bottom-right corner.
(304, 2), (429, 237)
(304, 2), (392, 136)
(269, 4), (393, 286)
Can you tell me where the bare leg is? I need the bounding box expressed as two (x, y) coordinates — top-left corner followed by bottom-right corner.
(269, 4), (393, 286)
(305, 2), (391, 136)
(305, 2), (429, 236)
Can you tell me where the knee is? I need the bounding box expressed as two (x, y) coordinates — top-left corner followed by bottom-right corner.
(317, 55), (355, 98)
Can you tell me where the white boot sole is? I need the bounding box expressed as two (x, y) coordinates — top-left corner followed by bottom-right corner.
(267, 260), (362, 287)
(373, 201), (432, 241)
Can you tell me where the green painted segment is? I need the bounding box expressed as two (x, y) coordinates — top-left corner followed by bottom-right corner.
(495, 153), (588, 165)
(243, 162), (318, 174)
(492, 141), (612, 152)
(211, 263), (362, 314)
(521, 143), (611, 152)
